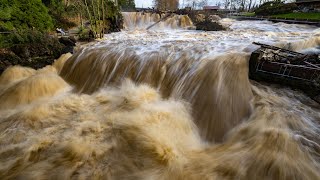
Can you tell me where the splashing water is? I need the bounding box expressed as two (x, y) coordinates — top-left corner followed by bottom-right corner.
(122, 12), (194, 30)
(0, 13), (320, 179)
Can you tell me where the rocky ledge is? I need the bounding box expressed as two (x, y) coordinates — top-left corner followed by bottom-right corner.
(0, 36), (76, 74)
(189, 13), (228, 31)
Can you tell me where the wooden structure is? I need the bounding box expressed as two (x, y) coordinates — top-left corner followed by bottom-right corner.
(249, 42), (320, 102)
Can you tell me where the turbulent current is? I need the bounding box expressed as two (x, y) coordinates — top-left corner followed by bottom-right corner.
(1, 12), (320, 179)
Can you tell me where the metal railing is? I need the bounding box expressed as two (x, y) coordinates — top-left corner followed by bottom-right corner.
(255, 60), (320, 82)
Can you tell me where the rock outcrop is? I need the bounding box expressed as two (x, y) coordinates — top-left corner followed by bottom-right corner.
(0, 36), (75, 74)
(189, 13), (227, 31)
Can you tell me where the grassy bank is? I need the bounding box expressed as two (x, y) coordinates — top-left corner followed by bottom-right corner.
(242, 12), (256, 17)
(271, 13), (320, 21)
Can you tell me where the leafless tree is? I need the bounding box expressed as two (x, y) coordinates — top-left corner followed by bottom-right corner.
(153, 0), (179, 11)
(184, 0), (209, 9)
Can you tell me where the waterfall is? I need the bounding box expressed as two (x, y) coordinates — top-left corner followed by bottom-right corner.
(122, 12), (194, 30)
(0, 16), (319, 179)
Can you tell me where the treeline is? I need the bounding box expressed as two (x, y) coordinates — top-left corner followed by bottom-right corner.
(222, 0), (296, 12)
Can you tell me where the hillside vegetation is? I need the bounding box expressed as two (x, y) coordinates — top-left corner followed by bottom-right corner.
(0, 0), (134, 73)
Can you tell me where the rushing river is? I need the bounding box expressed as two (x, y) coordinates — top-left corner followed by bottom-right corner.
(0, 12), (320, 179)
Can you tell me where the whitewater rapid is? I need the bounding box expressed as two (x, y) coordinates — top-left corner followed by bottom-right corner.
(103, 16), (320, 55)
(0, 13), (320, 179)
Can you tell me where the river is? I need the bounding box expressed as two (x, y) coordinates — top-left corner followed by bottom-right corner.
(0, 12), (319, 179)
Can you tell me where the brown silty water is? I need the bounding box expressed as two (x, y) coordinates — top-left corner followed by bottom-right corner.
(0, 13), (320, 179)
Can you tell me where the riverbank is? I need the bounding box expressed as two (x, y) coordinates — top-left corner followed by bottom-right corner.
(0, 33), (76, 74)
(232, 15), (320, 26)
(241, 12), (320, 20)
(272, 12), (320, 21)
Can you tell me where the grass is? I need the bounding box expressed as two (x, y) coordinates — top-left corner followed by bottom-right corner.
(242, 12), (256, 17)
(271, 12), (320, 21)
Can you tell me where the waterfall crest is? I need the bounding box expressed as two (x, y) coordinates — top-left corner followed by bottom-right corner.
(122, 12), (194, 30)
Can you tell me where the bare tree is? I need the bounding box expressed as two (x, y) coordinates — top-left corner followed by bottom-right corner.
(153, 0), (179, 11)
(185, 0), (209, 9)
(247, 0), (253, 11)
(72, 0), (119, 38)
(223, 0), (231, 9)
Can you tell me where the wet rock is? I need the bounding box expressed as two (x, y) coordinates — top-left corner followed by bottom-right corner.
(208, 15), (221, 22)
(0, 36), (70, 74)
(188, 13), (227, 31)
(59, 37), (76, 54)
(195, 18), (227, 31)
(0, 49), (21, 74)
(195, 14), (206, 22)
(59, 37), (76, 47)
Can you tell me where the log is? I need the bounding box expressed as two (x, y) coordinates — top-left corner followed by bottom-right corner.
(146, 13), (173, 30)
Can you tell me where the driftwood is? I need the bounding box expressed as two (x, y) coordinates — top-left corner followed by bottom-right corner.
(250, 42), (320, 103)
(253, 42), (319, 65)
(146, 13), (173, 30)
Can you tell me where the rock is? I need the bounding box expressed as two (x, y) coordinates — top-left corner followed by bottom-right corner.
(59, 37), (76, 54)
(208, 15), (221, 22)
(59, 37), (76, 47)
(195, 19), (227, 31)
(11, 45), (30, 58)
(195, 14), (206, 23)
(0, 35), (70, 75)
(0, 49), (21, 74)
(187, 13), (226, 31)
(61, 46), (74, 54)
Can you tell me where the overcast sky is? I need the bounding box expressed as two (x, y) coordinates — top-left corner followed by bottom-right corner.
(135, 0), (218, 8)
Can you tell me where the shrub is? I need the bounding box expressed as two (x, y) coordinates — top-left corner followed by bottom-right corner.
(77, 27), (95, 42)
(0, 30), (64, 58)
(0, 0), (54, 31)
(255, 1), (298, 16)
(44, 0), (78, 30)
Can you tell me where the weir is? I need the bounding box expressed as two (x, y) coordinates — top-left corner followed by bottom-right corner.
(122, 12), (194, 30)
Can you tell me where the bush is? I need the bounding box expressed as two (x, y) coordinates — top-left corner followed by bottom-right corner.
(255, 1), (298, 16)
(0, 0), (54, 31)
(0, 30), (64, 58)
(77, 27), (94, 42)
(0, 30), (46, 48)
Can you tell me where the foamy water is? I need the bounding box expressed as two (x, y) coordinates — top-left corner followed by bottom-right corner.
(102, 17), (319, 55)
(0, 13), (320, 179)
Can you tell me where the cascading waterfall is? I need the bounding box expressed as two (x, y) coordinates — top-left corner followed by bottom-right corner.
(0, 12), (320, 179)
(122, 12), (194, 30)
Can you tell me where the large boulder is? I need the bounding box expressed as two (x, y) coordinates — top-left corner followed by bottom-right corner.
(195, 15), (227, 31)
(188, 13), (227, 31)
